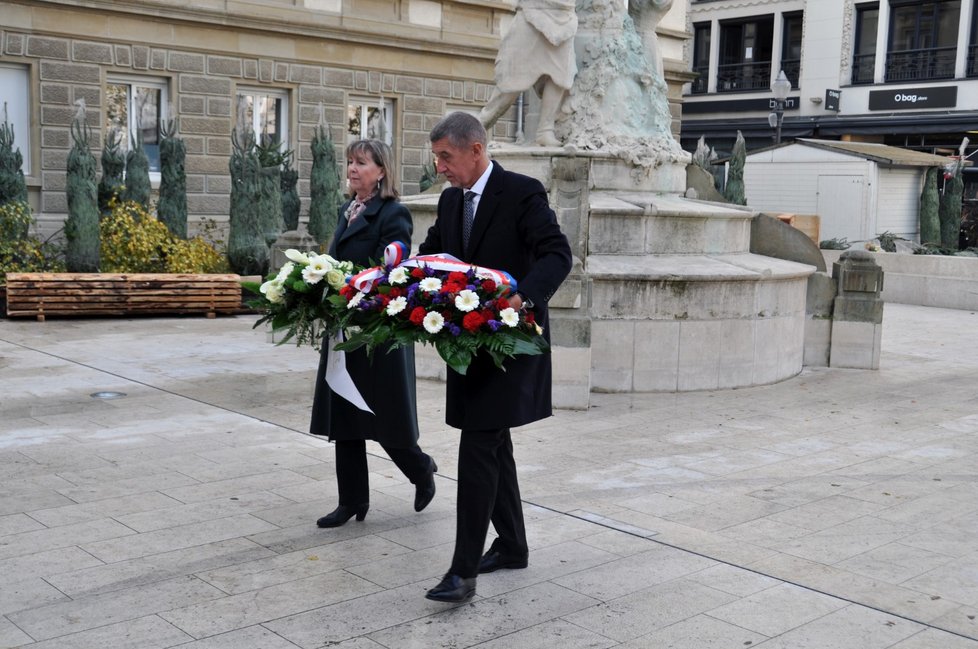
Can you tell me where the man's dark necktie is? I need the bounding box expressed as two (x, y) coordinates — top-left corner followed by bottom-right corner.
(462, 190), (476, 249)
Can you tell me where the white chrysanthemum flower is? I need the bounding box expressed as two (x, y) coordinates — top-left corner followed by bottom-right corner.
(423, 311), (445, 334)
(388, 267), (409, 285)
(454, 289), (480, 312)
(302, 265), (325, 285)
(347, 292), (366, 309)
(499, 307), (520, 327)
(260, 279), (285, 304)
(386, 296), (408, 316)
(285, 249), (311, 264)
(419, 277), (442, 293)
(275, 262), (295, 281)
(307, 256), (330, 274)
(325, 269), (345, 289)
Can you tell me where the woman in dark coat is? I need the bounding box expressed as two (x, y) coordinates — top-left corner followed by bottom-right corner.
(309, 139), (437, 528)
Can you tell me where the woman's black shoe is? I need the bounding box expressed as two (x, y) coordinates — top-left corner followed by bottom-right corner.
(316, 504), (368, 528)
(414, 459), (438, 512)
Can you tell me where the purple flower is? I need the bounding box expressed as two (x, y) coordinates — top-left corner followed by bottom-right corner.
(448, 323), (462, 337)
(488, 320), (502, 332)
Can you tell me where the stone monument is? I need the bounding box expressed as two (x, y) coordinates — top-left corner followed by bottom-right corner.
(404, 0), (817, 407)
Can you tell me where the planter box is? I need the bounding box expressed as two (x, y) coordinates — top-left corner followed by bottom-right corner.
(822, 250), (978, 310)
(5, 272), (243, 321)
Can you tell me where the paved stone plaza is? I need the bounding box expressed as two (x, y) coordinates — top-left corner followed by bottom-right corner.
(1, 304), (977, 648)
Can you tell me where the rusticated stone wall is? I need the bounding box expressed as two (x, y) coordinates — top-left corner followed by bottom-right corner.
(1, 0), (509, 237)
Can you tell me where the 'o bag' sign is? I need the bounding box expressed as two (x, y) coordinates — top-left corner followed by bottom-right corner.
(869, 86), (957, 110)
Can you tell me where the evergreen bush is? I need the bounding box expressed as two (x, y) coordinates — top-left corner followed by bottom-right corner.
(281, 154), (300, 231)
(0, 106), (28, 207)
(98, 129), (126, 217)
(158, 119), (188, 238)
(308, 124), (342, 245)
(65, 104), (100, 272)
(723, 131), (746, 206)
(919, 167), (940, 246)
(227, 128), (268, 275)
(122, 130), (152, 209)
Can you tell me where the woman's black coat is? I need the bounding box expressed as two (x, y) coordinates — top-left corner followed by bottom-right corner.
(308, 195), (420, 447)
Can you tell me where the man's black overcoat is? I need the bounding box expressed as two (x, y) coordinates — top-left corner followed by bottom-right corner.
(418, 163), (572, 430)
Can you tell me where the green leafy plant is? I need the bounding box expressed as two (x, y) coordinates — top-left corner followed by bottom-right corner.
(819, 237), (850, 250)
(0, 201), (65, 285)
(875, 231), (907, 253)
(100, 199), (228, 273)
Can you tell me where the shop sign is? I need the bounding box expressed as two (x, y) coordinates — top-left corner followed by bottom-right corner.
(868, 86), (957, 110)
(684, 96), (800, 115)
(825, 89), (841, 112)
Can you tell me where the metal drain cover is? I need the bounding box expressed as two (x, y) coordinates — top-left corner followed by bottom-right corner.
(90, 391), (127, 399)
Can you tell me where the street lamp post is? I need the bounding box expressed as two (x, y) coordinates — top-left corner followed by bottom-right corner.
(770, 70), (792, 144)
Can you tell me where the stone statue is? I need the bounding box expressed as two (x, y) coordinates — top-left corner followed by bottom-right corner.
(478, 0), (578, 146)
(629, 0), (672, 82)
(553, 0), (688, 172)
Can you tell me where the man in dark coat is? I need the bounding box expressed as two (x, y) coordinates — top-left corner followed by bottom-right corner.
(420, 112), (572, 602)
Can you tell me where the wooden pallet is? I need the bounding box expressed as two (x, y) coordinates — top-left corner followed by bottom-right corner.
(4, 272), (243, 321)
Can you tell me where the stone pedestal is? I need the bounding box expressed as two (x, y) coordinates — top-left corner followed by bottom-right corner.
(269, 228), (321, 273)
(829, 250), (884, 369)
(403, 145), (818, 409)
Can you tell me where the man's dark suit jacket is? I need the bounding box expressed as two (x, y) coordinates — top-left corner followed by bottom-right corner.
(418, 162), (572, 430)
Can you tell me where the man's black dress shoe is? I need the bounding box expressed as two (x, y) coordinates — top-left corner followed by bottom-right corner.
(316, 504), (368, 528)
(414, 459), (437, 512)
(478, 549), (528, 573)
(424, 573), (476, 602)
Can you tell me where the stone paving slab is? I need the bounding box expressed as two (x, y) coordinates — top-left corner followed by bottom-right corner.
(0, 305), (977, 647)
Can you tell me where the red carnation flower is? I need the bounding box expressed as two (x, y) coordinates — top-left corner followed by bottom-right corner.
(411, 268), (426, 279)
(480, 309), (494, 323)
(448, 271), (468, 284)
(389, 287), (403, 298)
(525, 311), (536, 324)
(462, 312), (484, 332)
(481, 280), (497, 293)
(409, 307), (426, 325)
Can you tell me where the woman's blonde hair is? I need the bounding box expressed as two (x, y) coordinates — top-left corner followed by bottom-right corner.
(347, 139), (398, 199)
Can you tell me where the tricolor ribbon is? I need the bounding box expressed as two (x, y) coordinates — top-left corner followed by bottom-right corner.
(348, 241), (518, 295)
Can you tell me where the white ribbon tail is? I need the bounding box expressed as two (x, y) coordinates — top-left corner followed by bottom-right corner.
(323, 332), (374, 413)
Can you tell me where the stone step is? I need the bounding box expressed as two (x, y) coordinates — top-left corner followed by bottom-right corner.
(588, 192), (757, 256)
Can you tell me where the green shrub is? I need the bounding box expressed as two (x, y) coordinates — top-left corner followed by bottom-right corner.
(0, 201), (65, 285)
(100, 200), (228, 273)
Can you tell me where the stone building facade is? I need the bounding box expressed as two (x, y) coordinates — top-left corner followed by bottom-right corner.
(1, 0), (510, 237)
(2, 0), (692, 239)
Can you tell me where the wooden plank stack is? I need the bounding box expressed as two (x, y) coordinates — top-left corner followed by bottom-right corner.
(5, 273), (244, 321)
